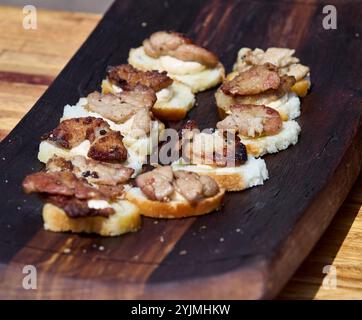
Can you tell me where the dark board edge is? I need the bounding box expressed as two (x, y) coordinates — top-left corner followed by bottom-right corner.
(265, 128), (362, 298)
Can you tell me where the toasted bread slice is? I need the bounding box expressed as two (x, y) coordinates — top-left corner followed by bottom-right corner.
(102, 78), (195, 121)
(126, 187), (224, 219)
(291, 76), (311, 97)
(238, 120), (301, 157)
(152, 81), (195, 121)
(215, 86), (301, 121)
(128, 46), (225, 93)
(43, 200), (141, 236)
(39, 97), (165, 175)
(171, 156), (268, 192)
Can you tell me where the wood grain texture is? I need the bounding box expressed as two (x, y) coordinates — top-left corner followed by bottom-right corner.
(0, 6), (100, 138)
(0, 1), (361, 299)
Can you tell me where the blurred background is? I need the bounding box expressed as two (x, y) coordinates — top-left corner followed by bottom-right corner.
(0, 0), (113, 13)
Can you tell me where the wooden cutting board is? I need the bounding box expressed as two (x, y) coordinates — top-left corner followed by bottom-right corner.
(0, 0), (361, 299)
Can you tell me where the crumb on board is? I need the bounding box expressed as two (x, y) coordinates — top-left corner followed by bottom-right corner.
(236, 228), (241, 233)
(179, 250), (187, 256)
(153, 220), (159, 224)
(98, 246), (105, 251)
(141, 22), (147, 27)
(219, 237), (224, 242)
(160, 236), (165, 243)
(63, 248), (71, 254)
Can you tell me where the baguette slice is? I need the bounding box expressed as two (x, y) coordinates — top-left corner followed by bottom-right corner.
(171, 156), (268, 192)
(102, 78), (195, 121)
(126, 187), (225, 219)
(43, 200), (141, 237)
(238, 120), (301, 158)
(215, 85), (301, 121)
(128, 46), (225, 93)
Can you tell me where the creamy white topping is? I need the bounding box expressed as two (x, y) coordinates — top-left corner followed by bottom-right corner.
(88, 200), (112, 210)
(156, 87), (173, 102)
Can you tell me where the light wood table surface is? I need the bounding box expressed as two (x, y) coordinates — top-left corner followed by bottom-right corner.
(0, 5), (361, 299)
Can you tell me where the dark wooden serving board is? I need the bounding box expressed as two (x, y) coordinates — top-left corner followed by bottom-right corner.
(0, 0), (361, 299)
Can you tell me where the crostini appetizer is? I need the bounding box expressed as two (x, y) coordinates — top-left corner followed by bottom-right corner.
(215, 63), (301, 121)
(102, 64), (195, 121)
(23, 155), (140, 236)
(60, 86), (165, 172)
(128, 31), (225, 93)
(170, 121), (269, 191)
(126, 166), (225, 218)
(233, 47), (311, 98)
(38, 116), (146, 174)
(216, 104), (301, 157)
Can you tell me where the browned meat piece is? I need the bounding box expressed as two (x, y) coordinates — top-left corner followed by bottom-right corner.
(173, 170), (219, 203)
(130, 108), (152, 137)
(96, 184), (125, 199)
(135, 166), (174, 201)
(221, 64), (281, 96)
(87, 92), (135, 123)
(43, 117), (111, 149)
(45, 195), (115, 218)
(235, 47), (310, 81)
(199, 175), (220, 197)
(173, 170), (203, 203)
(46, 156), (73, 172)
(119, 84), (157, 110)
(70, 155), (133, 185)
(217, 104), (282, 137)
(278, 74), (296, 94)
(23, 171), (106, 200)
(88, 131), (128, 163)
(143, 31), (219, 68)
(86, 86), (156, 123)
(46, 155), (133, 186)
(107, 64), (173, 92)
(213, 135), (248, 167)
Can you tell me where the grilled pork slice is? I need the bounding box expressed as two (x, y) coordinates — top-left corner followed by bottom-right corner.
(41, 117), (128, 164)
(102, 64), (195, 122)
(86, 85), (156, 123)
(88, 131), (128, 163)
(128, 31), (225, 93)
(126, 166), (224, 218)
(23, 171), (107, 200)
(23, 168), (140, 236)
(171, 121), (268, 191)
(233, 47), (311, 97)
(215, 103), (300, 157)
(176, 120), (248, 167)
(46, 155), (134, 186)
(216, 104), (283, 138)
(107, 64), (173, 92)
(43, 116), (111, 149)
(143, 31), (219, 68)
(221, 64), (281, 96)
(216, 63), (301, 121)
